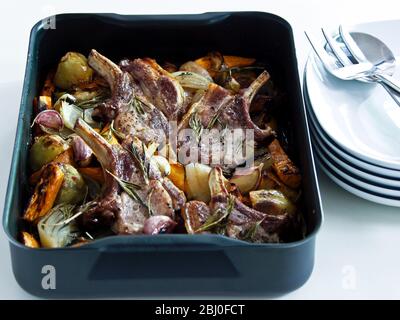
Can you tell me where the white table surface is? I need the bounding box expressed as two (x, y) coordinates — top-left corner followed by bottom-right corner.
(1, 0), (400, 300)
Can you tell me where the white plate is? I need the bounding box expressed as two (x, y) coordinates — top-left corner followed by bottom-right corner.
(304, 76), (400, 179)
(305, 20), (400, 170)
(314, 138), (400, 197)
(315, 156), (400, 207)
(310, 121), (400, 188)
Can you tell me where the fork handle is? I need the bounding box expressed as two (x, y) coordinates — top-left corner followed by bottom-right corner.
(376, 73), (400, 94)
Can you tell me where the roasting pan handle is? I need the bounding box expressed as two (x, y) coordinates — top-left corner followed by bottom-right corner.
(85, 235), (241, 280)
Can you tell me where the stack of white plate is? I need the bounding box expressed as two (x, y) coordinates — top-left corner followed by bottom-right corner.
(304, 21), (400, 207)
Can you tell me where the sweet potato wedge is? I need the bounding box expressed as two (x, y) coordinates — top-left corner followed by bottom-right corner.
(24, 163), (65, 223)
(223, 55), (256, 68)
(195, 54), (255, 77)
(78, 167), (104, 184)
(268, 139), (301, 189)
(29, 148), (76, 185)
(169, 162), (185, 191)
(21, 231), (40, 248)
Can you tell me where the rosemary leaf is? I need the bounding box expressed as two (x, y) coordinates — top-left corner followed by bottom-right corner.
(196, 195), (235, 233)
(106, 170), (147, 207)
(130, 143), (150, 184)
(130, 96), (146, 115)
(242, 217), (266, 242)
(189, 112), (203, 142)
(206, 107), (225, 129)
(76, 93), (108, 109)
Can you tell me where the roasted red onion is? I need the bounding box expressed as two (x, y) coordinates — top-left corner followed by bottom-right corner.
(32, 110), (64, 133)
(143, 215), (177, 235)
(71, 135), (93, 167)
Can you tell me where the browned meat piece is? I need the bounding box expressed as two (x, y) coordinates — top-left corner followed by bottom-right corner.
(181, 201), (211, 234)
(74, 119), (185, 235)
(268, 139), (301, 189)
(178, 71), (274, 169)
(121, 58), (186, 120)
(194, 167), (288, 242)
(113, 92), (170, 146)
(88, 49), (134, 121)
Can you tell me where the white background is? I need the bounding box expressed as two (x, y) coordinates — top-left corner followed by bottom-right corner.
(0, 0), (400, 299)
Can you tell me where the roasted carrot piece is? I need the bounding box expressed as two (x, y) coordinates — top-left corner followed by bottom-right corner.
(168, 163), (185, 191)
(24, 163), (64, 223)
(21, 231), (40, 248)
(40, 71), (55, 97)
(223, 55), (256, 68)
(268, 139), (301, 189)
(38, 96), (53, 110)
(195, 54), (256, 77)
(29, 149), (75, 185)
(78, 167), (104, 184)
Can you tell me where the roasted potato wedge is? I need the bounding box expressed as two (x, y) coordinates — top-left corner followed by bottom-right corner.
(230, 164), (263, 194)
(185, 163), (212, 202)
(249, 189), (295, 216)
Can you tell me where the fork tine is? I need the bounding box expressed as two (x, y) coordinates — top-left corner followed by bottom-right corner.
(321, 28), (352, 66)
(305, 31), (339, 71)
(339, 25), (368, 62)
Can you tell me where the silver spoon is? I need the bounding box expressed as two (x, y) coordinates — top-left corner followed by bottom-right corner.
(339, 26), (400, 93)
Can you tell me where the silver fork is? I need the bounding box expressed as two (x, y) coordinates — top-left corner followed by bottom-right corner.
(321, 27), (400, 107)
(305, 31), (374, 80)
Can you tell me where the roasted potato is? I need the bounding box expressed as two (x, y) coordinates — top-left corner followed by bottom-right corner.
(54, 52), (93, 90)
(230, 164), (263, 194)
(185, 163), (212, 202)
(30, 135), (69, 171)
(55, 164), (87, 205)
(249, 189), (295, 216)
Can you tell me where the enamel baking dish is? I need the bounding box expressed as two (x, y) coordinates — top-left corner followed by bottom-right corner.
(3, 12), (322, 298)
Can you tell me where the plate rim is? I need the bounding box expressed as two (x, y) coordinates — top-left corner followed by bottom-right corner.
(305, 48), (400, 170)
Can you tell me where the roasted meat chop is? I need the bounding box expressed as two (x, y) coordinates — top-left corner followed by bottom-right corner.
(88, 49), (134, 121)
(87, 50), (170, 146)
(74, 119), (185, 234)
(182, 168), (288, 242)
(121, 58), (186, 120)
(178, 71), (274, 169)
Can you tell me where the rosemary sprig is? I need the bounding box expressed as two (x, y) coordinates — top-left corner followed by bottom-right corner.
(195, 194), (235, 233)
(242, 217), (266, 242)
(106, 170), (147, 207)
(206, 107), (225, 129)
(130, 142), (150, 184)
(189, 112), (203, 142)
(76, 93), (108, 109)
(52, 201), (96, 226)
(147, 189), (154, 216)
(110, 120), (126, 140)
(132, 97), (145, 115)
